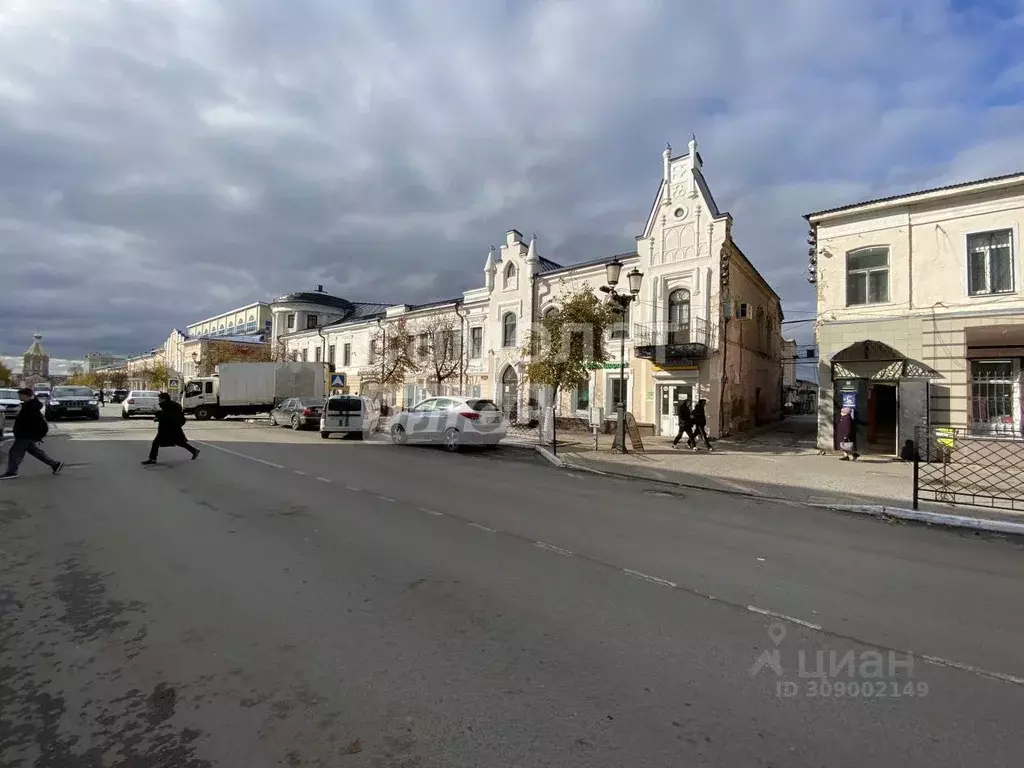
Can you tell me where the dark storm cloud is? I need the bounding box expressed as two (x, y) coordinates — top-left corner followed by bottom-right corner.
(1, 0), (1023, 364)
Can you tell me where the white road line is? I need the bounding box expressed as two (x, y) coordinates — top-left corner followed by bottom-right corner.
(294, 470), (307, 476)
(193, 442), (284, 469)
(419, 507), (443, 516)
(920, 655), (1024, 687)
(316, 477), (331, 483)
(746, 605), (822, 631)
(379, 496), (396, 502)
(468, 522), (497, 533)
(534, 541), (574, 556)
(344, 485), (361, 492)
(623, 569), (677, 588)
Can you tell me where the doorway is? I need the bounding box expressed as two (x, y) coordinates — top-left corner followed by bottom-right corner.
(867, 383), (898, 454)
(658, 383), (694, 435)
(500, 366), (519, 421)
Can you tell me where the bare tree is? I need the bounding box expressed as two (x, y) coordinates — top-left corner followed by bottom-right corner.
(413, 314), (462, 396)
(360, 319), (416, 405)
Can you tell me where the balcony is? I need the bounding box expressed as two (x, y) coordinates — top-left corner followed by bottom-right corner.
(633, 318), (712, 365)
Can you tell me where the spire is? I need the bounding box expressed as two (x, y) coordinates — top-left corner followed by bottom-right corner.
(688, 134), (700, 197)
(25, 332), (47, 357)
(526, 234), (537, 263)
(484, 246), (496, 291)
(663, 142), (672, 206)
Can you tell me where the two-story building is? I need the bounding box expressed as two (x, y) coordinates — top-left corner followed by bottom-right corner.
(276, 137), (784, 437)
(807, 172), (1024, 455)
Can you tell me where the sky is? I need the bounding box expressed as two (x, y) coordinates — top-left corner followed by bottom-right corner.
(1, 0), (1023, 377)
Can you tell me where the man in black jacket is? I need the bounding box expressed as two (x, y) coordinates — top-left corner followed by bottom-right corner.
(689, 398), (713, 451)
(142, 393), (199, 465)
(671, 396), (694, 448)
(1, 388), (63, 479)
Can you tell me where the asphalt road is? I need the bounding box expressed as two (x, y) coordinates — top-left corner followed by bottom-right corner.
(1, 408), (1023, 766)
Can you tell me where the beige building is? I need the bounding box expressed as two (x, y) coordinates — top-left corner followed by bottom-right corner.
(806, 171), (1024, 454)
(277, 137), (784, 436)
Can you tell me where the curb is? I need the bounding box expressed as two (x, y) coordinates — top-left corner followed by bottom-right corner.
(814, 503), (1024, 536)
(534, 445), (565, 468)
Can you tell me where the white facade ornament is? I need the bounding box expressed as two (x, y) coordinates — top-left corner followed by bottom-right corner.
(688, 134), (699, 198)
(663, 143), (672, 206)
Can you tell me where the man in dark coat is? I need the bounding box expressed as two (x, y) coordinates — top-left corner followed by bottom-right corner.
(689, 398), (713, 451)
(143, 393), (199, 465)
(672, 396), (694, 448)
(1, 388), (63, 479)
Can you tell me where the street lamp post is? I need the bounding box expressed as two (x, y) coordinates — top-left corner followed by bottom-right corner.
(600, 259), (643, 453)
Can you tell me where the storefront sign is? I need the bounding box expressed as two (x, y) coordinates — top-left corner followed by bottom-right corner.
(655, 365), (698, 371)
(590, 362), (628, 370)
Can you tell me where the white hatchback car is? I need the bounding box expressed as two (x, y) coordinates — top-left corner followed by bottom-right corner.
(122, 390), (162, 419)
(389, 396), (506, 451)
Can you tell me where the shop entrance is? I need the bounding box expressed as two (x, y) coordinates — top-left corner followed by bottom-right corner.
(867, 383), (898, 454)
(658, 383), (694, 436)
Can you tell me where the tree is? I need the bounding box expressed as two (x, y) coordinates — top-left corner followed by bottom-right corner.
(107, 369), (129, 390)
(199, 341), (272, 375)
(147, 361), (173, 390)
(0, 360), (14, 386)
(68, 363), (84, 378)
(523, 288), (618, 403)
(413, 314), (462, 396)
(360, 319), (415, 404)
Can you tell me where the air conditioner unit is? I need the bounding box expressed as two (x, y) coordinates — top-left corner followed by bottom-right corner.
(735, 301), (752, 320)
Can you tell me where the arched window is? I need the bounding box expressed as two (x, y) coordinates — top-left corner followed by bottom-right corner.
(502, 312), (517, 347)
(503, 262), (518, 290)
(543, 306), (559, 320)
(667, 289), (691, 344)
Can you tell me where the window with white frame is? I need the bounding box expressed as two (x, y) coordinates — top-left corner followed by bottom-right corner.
(970, 359), (1019, 435)
(846, 248), (890, 306)
(470, 327), (483, 358)
(286, 313), (296, 330)
(368, 339), (377, 364)
(307, 314), (319, 330)
(502, 313), (517, 347)
(573, 383), (590, 411)
(328, 345), (335, 365)
(967, 230), (1014, 296)
(314, 346), (322, 362)
(606, 375), (628, 411)
(301, 348), (308, 362)
(343, 343), (351, 366)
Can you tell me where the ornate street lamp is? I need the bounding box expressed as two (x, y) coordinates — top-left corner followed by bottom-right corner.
(601, 259), (643, 453)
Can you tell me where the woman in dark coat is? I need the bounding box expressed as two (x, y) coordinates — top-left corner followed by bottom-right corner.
(689, 398), (713, 450)
(143, 393), (199, 465)
(837, 407), (860, 461)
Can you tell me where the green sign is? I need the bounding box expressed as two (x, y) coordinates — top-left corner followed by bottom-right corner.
(589, 361), (628, 370)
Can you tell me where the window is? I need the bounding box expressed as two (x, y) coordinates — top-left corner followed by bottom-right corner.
(205, 381), (214, 395)
(846, 248), (889, 305)
(470, 384), (482, 398)
(610, 302), (631, 339)
(968, 230), (1013, 296)
(368, 339), (377, 363)
(470, 327), (483, 358)
(300, 349), (308, 362)
(667, 289), (691, 344)
(503, 262), (517, 290)
(286, 313), (296, 330)
(328, 344), (336, 365)
(418, 333), (429, 358)
(970, 360), (1018, 435)
(608, 376), (627, 409)
(502, 313), (517, 347)
(314, 346), (322, 363)
(307, 314), (319, 330)
(543, 306), (559, 320)
(573, 384), (590, 412)
(342, 343), (351, 366)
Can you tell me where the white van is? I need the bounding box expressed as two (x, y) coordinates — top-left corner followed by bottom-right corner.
(320, 395), (379, 439)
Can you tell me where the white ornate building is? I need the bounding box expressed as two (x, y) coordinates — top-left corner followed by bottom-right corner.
(275, 138), (784, 436)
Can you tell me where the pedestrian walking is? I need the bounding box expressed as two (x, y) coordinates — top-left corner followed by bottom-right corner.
(689, 398), (713, 451)
(142, 392), (199, 465)
(0, 388), (63, 479)
(837, 406), (861, 461)
(672, 396), (694, 448)
(97, 389), (105, 406)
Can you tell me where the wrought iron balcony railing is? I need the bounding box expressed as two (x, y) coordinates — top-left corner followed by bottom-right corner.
(632, 318), (712, 363)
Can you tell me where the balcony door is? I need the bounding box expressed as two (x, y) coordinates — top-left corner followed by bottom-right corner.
(668, 289), (691, 345)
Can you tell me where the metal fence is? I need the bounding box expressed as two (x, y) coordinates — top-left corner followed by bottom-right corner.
(913, 425), (1024, 512)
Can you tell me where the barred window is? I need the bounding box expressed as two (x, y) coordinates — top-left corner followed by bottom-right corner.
(970, 360), (1016, 435)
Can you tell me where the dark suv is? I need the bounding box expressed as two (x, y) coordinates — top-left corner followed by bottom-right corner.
(110, 389), (129, 404)
(45, 386), (101, 421)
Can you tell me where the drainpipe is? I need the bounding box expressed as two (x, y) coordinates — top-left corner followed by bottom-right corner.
(454, 302), (467, 393)
(316, 326), (328, 394)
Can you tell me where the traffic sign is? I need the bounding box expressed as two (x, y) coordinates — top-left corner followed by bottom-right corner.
(330, 373), (346, 387)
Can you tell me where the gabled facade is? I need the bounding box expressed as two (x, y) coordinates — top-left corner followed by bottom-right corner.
(807, 172), (1024, 453)
(276, 138), (784, 436)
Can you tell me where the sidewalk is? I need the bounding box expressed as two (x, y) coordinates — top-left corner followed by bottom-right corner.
(546, 416), (1024, 533)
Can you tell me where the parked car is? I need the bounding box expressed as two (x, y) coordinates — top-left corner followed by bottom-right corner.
(110, 389), (129, 404)
(45, 386), (101, 421)
(121, 390), (161, 419)
(269, 397), (324, 430)
(389, 396), (506, 451)
(0, 388), (21, 421)
(319, 394), (379, 439)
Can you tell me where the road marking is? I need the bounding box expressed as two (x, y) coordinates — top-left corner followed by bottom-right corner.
(344, 485), (361, 492)
(623, 569), (676, 588)
(193, 442), (284, 469)
(294, 470), (307, 476)
(468, 522), (497, 533)
(379, 496), (396, 502)
(746, 605), (822, 631)
(534, 541), (574, 556)
(316, 477), (331, 483)
(419, 507), (443, 516)
(920, 655), (1024, 687)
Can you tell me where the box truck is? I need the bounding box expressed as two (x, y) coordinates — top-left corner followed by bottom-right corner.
(181, 362), (328, 421)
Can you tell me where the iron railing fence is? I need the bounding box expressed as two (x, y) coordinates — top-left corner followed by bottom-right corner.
(913, 425), (1024, 512)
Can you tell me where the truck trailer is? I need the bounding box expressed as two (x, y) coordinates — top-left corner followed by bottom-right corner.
(181, 362), (328, 420)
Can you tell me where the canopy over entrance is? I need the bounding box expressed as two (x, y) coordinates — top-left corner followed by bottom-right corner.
(831, 340), (939, 380)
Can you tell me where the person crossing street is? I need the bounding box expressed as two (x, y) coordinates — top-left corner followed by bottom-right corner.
(1, 388), (63, 479)
(142, 393), (199, 465)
